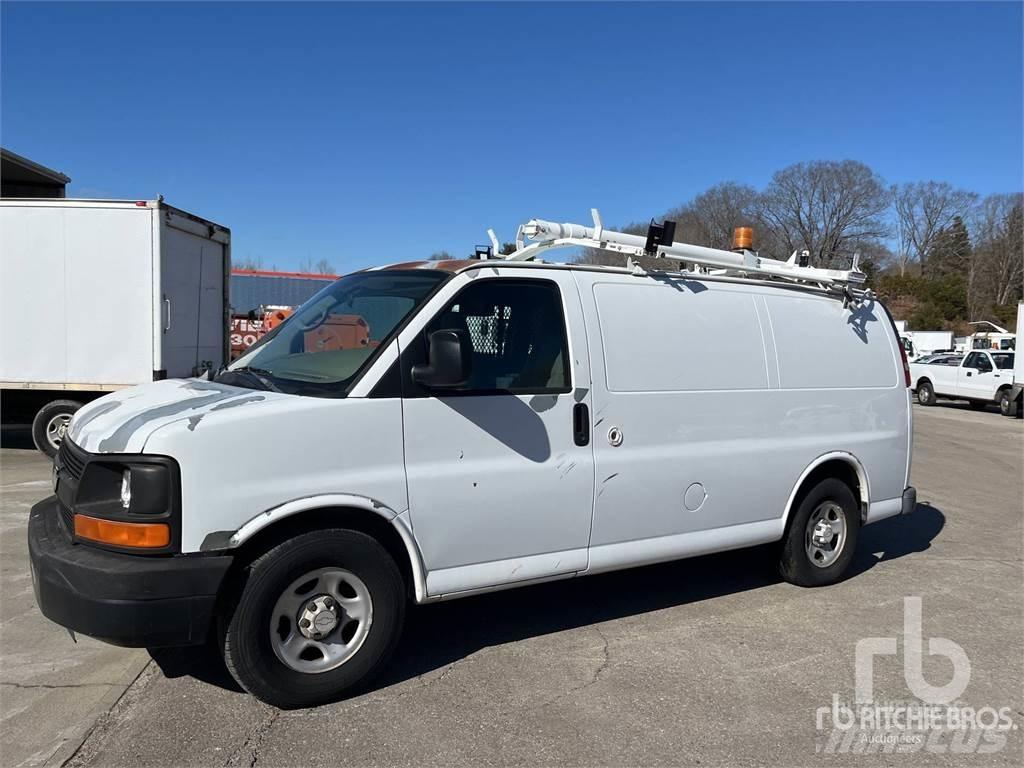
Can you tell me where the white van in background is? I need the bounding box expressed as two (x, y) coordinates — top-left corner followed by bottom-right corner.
(29, 215), (916, 708)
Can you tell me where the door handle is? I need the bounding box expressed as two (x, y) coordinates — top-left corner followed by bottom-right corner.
(573, 403), (590, 447)
(966, 371), (973, 377)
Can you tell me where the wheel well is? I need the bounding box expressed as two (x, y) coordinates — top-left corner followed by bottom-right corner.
(915, 376), (932, 391)
(997, 383), (1012, 395)
(228, 507), (416, 599)
(786, 458), (865, 531)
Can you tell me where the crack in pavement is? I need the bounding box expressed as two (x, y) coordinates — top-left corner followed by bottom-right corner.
(224, 708), (280, 768)
(0, 681), (117, 690)
(496, 625), (613, 720)
(66, 662), (158, 768)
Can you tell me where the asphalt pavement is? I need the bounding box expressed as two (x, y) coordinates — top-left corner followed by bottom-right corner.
(1, 405), (1021, 767)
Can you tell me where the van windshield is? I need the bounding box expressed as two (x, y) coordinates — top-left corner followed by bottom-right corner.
(219, 270), (448, 397)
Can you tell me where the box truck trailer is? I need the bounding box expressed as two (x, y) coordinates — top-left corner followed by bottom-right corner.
(0, 199), (230, 455)
(1000, 302), (1024, 417)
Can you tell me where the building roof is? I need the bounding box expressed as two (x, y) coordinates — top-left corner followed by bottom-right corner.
(230, 270), (338, 313)
(1, 148), (71, 185)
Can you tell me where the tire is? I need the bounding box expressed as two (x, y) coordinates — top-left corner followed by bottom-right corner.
(915, 380), (936, 406)
(31, 400), (83, 458)
(779, 478), (860, 588)
(998, 390), (1018, 418)
(222, 529), (405, 709)
(969, 400), (989, 411)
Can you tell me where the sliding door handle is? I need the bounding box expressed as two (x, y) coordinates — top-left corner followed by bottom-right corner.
(573, 403), (590, 447)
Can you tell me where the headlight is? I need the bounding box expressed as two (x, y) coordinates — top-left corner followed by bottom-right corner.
(76, 462), (171, 517)
(60, 451), (181, 554)
(120, 469), (132, 510)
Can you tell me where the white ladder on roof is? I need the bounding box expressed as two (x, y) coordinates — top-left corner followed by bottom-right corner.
(486, 209), (868, 292)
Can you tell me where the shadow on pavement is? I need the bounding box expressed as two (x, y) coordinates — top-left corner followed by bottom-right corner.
(149, 503), (945, 699)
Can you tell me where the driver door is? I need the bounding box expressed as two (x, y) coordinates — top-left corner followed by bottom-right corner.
(400, 270), (595, 597)
(958, 351), (996, 399)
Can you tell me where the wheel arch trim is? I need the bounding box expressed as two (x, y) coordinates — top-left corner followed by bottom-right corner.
(782, 451), (871, 529)
(226, 494), (429, 603)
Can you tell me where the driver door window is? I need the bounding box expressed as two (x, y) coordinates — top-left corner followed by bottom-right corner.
(966, 352), (993, 373)
(424, 279), (570, 394)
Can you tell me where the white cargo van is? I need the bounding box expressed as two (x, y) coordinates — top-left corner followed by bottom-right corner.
(0, 199), (230, 456)
(29, 214), (916, 708)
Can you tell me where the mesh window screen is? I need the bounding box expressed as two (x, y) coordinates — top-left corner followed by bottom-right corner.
(428, 280), (569, 392)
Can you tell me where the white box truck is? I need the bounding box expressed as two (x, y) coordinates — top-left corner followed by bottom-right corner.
(0, 199), (230, 455)
(1000, 302), (1023, 417)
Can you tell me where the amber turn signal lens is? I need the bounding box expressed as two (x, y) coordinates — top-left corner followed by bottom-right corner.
(732, 226), (754, 250)
(74, 514), (170, 548)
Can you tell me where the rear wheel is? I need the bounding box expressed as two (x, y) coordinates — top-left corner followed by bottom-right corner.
(222, 529), (405, 709)
(998, 389), (1018, 417)
(916, 380), (936, 406)
(31, 400), (83, 458)
(779, 478), (860, 587)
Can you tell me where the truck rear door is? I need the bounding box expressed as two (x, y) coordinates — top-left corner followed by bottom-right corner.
(158, 210), (228, 378)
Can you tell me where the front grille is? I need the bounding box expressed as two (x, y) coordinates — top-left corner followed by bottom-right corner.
(57, 439), (86, 482)
(59, 503), (75, 537)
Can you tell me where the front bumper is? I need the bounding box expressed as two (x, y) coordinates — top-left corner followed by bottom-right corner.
(28, 496), (233, 647)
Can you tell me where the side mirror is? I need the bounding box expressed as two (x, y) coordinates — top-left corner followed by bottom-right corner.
(412, 329), (471, 389)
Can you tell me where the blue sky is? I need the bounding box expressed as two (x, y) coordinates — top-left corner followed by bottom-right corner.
(2, 1), (1022, 272)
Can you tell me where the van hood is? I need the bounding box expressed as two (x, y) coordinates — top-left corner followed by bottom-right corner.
(68, 379), (287, 454)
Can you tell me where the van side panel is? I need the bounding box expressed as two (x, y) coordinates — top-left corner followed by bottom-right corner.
(766, 294), (898, 389)
(575, 272), (909, 562)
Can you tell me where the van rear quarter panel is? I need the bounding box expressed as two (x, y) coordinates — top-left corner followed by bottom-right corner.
(576, 271), (908, 550)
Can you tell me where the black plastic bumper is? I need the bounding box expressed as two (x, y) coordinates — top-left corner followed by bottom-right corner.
(28, 496), (233, 648)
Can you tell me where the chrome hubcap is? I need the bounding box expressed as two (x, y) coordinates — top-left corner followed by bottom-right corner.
(270, 568), (372, 674)
(46, 414), (72, 449)
(805, 501), (847, 568)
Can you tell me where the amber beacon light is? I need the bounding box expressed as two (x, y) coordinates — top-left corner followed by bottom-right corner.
(732, 227), (754, 251)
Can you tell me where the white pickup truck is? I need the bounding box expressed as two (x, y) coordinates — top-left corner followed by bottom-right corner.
(911, 349), (1016, 411)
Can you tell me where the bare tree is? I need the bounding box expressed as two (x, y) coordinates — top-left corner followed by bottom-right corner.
(891, 181), (977, 276)
(686, 182), (760, 250)
(759, 160), (890, 268)
(969, 193), (1024, 316)
(428, 250), (454, 261)
(233, 255), (262, 271)
(313, 258), (335, 275)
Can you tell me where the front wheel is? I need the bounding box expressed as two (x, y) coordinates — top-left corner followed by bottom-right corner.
(222, 529), (406, 709)
(779, 478), (860, 587)
(916, 381), (936, 406)
(998, 390), (1018, 417)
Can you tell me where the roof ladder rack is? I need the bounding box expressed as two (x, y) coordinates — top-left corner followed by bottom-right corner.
(498, 209), (868, 292)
